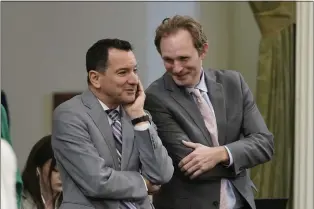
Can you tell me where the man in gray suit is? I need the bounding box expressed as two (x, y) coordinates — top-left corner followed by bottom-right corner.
(144, 15), (274, 209)
(52, 39), (174, 209)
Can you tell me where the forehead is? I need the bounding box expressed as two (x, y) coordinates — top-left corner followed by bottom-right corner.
(107, 48), (137, 69)
(160, 29), (196, 58)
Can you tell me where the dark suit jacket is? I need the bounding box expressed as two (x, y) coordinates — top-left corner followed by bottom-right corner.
(144, 69), (274, 209)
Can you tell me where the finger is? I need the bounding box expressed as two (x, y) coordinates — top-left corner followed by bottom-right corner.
(184, 162), (200, 176)
(190, 169), (203, 180)
(136, 81), (146, 101)
(181, 157), (197, 172)
(178, 153), (194, 168)
(182, 140), (198, 149)
(137, 79), (144, 92)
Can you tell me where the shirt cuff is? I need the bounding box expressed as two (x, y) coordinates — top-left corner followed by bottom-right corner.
(141, 175), (148, 191)
(223, 146), (234, 167)
(134, 123), (150, 131)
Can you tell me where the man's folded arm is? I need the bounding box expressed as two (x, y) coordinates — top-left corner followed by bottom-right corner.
(145, 94), (236, 181)
(52, 108), (147, 200)
(134, 122), (174, 185)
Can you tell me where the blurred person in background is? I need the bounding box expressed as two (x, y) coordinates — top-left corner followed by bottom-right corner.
(1, 104), (23, 208)
(1, 138), (18, 209)
(21, 135), (62, 209)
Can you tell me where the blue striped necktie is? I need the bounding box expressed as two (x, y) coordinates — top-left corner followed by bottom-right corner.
(107, 109), (137, 209)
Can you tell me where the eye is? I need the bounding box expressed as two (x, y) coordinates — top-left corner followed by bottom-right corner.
(133, 68), (138, 74)
(117, 70), (127, 75)
(179, 57), (189, 61)
(163, 58), (174, 64)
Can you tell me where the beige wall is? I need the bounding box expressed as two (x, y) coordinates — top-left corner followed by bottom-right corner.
(200, 2), (231, 70)
(200, 2), (261, 95)
(1, 2), (260, 169)
(2, 2), (147, 169)
(228, 2), (261, 95)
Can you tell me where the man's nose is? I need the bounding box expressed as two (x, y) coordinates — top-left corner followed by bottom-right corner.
(173, 61), (183, 74)
(128, 72), (139, 84)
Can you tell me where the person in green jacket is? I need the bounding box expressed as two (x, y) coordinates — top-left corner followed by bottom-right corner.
(1, 104), (23, 208)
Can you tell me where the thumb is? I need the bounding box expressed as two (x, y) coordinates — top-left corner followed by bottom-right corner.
(182, 140), (198, 149)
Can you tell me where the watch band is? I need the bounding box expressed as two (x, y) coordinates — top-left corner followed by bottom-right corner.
(131, 114), (150, 125)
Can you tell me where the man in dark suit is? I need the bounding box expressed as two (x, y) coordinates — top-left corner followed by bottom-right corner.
(144, 15), (274, 209)
(52, 39), (174, 209)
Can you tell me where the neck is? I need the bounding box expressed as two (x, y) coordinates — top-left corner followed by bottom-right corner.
(41, 187), (52, 202)
(188, 69), (203, 88)
(89, 86), (119, 109)
(39, 180), (56, 208)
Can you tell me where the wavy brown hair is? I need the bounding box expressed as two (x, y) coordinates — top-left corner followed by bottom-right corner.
(154, 15), (208, 55)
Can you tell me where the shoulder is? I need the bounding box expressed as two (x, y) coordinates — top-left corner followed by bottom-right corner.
(206, 68), (246, 91)
(53, 94), (82, 114)
(145, 74), (170, 104)
(207, 68), (242, 83)
(53, 94), (86, 122)
(145, 74), (166, 95)
(21, 191), (36, 209)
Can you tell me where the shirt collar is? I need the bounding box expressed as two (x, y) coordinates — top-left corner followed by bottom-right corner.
(98, 99), (120, 113)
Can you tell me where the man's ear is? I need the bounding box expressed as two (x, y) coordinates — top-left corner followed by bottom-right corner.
(89, 70), (101, 89)
(200, 43), (209, 60)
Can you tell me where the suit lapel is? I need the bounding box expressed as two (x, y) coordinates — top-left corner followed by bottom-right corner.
(81, 90), (120, 168)
(120, 108), (134, 170)
(204, 70), (227, 145)
(164, 73), (213, 146)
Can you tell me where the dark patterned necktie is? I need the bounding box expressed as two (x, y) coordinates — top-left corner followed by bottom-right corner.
(106, 109), (137, 209)
(107, 110), (123, 163)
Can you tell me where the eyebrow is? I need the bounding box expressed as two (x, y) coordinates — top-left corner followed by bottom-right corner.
(117, 64), (138, 71)
(162, 56), (189, 59)
(162, 56), (172, 59)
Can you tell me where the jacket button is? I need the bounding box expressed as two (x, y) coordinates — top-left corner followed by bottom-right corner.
(213, 201), (219, 207)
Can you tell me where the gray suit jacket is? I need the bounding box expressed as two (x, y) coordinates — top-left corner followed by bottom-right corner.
(52, 89), (174, 209)
(144, 69), (274, 209)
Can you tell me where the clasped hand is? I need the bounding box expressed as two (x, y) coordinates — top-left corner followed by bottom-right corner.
(178, 141), (229, 179)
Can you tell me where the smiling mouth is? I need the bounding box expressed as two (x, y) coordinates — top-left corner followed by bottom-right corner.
(176, 74), (188, 79)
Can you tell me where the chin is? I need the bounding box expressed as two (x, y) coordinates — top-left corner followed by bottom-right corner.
(122, 96), (136, 104)
(174, 78), (194, 87)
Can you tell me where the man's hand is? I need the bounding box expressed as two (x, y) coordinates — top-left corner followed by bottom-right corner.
(144, 178), (161, 195)
(178, 141), (229, 179)
(123, 80), (146, 119)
